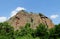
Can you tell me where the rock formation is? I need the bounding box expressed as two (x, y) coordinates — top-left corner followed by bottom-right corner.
(8, 10), (54, 30)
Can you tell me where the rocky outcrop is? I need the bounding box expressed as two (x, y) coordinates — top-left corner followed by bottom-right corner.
(8, 10), (54, 30)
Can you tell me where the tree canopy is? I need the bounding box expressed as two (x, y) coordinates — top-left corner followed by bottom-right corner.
(0, 22), (60, 39)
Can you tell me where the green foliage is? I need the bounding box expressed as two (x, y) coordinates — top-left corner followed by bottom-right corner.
(36, 23), (47, 33)
(17, 23), (33, 36)
(25, 23), (30, 28)
(32, 23), (48, 39)
(0, 22), (60, 39)
(0, 22), (15, 39)
(49, 28), (56, 39)
(55, 24), (60, 38)
(55, 24), (60, 34)
(48, 24), (60, 39)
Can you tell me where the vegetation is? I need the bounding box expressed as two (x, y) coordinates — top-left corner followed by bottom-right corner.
(0, 22), (60, 39)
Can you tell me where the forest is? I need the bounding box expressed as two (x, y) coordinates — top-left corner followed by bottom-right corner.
(0, 22), (60, 39)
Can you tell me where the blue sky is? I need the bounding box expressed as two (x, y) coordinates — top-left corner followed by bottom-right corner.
(0, 0), (60, 24)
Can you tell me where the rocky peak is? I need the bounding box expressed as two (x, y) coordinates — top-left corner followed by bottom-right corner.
(8, 10), (54, 30)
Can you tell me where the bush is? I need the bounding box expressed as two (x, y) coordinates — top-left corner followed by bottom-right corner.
(0, 22), (60, 39)
(0, 22), (15, 39)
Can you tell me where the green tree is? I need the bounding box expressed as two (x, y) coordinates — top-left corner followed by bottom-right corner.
(49, 24), (60, 39)
(32, 23), (48, 39)
(49, 28), (56, 39)
(0, 22), (15, 39)
(55, 24), (60, 38)
(18, 23), (33, 36)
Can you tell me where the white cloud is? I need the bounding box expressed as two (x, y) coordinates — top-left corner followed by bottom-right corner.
(50, 14), (59, 19)
(15, 7), (26, 11)
(10, 7), (26, 17)
(0, 7), (26, 22)
(0, 17), (7, 22)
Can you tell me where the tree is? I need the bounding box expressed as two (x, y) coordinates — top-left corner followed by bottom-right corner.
(55, 24), (60, 38)
(49, 24), (60, 39)
(0, 22), (15, 39)
(18, 23), (33, 36)
(49, 28), (56, 39)
(32, 23), (48, 39)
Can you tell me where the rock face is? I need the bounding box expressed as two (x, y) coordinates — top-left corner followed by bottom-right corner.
(8, 10), (54, 30)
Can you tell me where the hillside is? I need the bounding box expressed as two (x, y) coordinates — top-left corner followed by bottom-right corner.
(8, 10), (54, 30)
(0, 10), (60, 39)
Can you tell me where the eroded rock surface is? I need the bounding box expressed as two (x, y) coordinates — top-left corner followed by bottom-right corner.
(8, 10), (54, 30)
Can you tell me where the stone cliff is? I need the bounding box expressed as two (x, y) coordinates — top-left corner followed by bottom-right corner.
(8, 10), (54, 30)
